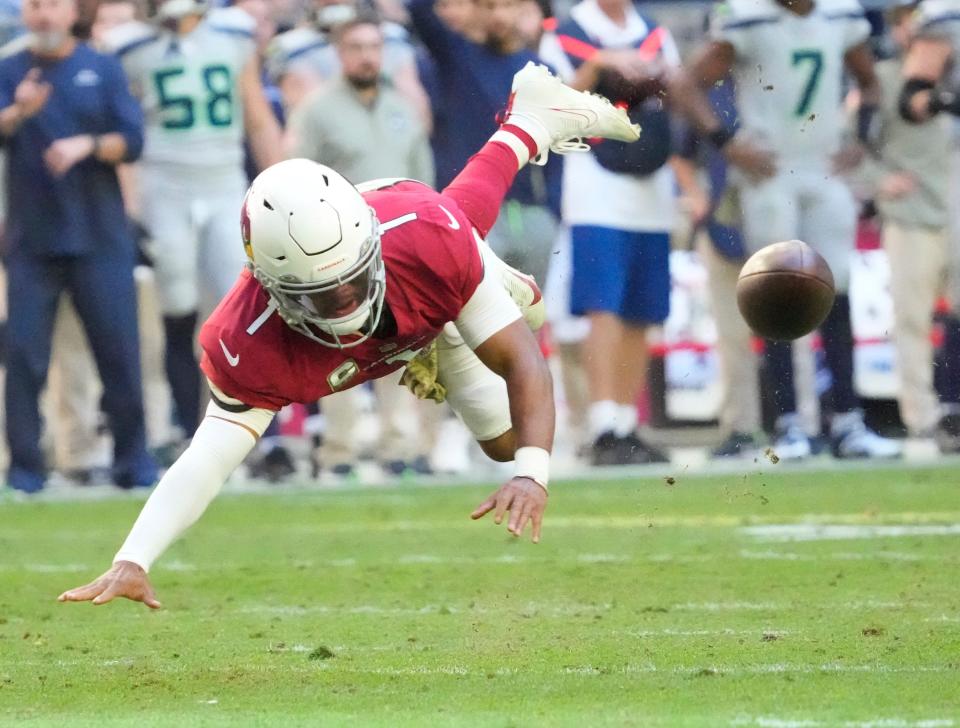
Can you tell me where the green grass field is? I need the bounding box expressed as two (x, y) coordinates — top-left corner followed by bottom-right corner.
(1, 465), (959, 726)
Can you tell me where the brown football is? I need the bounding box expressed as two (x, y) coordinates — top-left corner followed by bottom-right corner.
(736, 240), (836, 341)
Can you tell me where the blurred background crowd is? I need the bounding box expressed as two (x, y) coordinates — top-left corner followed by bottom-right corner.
(1, 0), (958, 494)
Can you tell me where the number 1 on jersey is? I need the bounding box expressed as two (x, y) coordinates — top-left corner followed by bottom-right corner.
(791, 49), (823, 118)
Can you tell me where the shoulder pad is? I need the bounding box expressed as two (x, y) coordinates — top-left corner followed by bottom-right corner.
(104, 20), (159, 56)
(915, 0), (960, 31)
(268, 26), (326, 57)
(817, 0), (866, 19)
(713, 0), (780, 27)
(265, 27), (327, 78)
(206, 6), (255, 37)
(0, 34), (30, 60)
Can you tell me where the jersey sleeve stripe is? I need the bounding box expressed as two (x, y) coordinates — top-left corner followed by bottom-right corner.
(823, 10), (866, 20)
(720, 16), (780, 30)
(379, 212), (419, 232)
(245, 300), (279, 335)
(208, 24), (255, 39)
(207, 414), (261, 441)
(286, 40), (330, 62)
(115, 34), (159, 57)
(210, 388), (254, 413)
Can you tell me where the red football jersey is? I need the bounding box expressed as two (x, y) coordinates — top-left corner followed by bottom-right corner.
(199, 181), (485, 410)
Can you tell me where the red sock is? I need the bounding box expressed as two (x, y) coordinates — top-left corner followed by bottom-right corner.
(499, 124), (539, 160)
(441, 141), (522, 238)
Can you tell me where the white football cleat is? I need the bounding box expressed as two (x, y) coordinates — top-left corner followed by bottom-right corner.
(772, 414), (812, 461)
(830, 410), (902, 459)
(500, 264), (545, 332)
(505, 61), (641, 165)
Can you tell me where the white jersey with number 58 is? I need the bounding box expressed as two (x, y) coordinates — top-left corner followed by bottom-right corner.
(106, 8), (255, 173)
(711, 0), (870, 168)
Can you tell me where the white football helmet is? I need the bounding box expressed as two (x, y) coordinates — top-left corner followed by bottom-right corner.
(241, 159), (385, 349)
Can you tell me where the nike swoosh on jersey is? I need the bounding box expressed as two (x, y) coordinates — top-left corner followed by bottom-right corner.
(219, 338), (240, 367)
(437, 204), (461, 230)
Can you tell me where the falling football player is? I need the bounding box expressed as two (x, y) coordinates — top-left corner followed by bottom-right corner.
(58, 62), (640, 609)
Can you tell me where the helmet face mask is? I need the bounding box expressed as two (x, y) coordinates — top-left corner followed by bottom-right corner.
(242, 160), (387, 350)
(252, 214), (386, 349)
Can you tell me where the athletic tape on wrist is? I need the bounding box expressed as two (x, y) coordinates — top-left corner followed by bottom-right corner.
(513, 446), (550, 491)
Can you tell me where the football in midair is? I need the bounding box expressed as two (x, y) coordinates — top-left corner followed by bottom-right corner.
(735, 240), (836, 341)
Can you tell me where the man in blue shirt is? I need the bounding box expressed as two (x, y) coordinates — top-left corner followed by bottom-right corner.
(0, 0), (156, 492)
(408, 0), (561, 286)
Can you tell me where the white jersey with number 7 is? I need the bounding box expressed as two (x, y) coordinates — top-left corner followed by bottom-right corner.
(711, 0), (870, 168)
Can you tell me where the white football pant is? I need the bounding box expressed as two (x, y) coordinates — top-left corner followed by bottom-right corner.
(736, 169), (858, 292)
(139, 166), (249, 317)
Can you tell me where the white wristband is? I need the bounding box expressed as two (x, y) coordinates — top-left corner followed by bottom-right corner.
(513, 446), (550, 491)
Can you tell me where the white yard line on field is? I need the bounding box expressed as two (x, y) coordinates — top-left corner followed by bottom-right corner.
(741, 524), (960, 542)
(622, 628), (789, 638)
(239, 602), (616, 617)
(18, 563), (89, 573)
(738, 550), (933, 562)
(730, 718), (955, 728)
(6, 511), (960, 541)
(0, 547), (951, 574)
(218, 510), (960, 532)
(298, 662), (956, 677)
(674, 600), (928, 611)
(576, 553), (631, 563)
(161, 560), (197, 571)
(673, 601), (781, 611)
(22, 658), (953, 688)
(239, 599), (935, 618)
(325, 630), (791, 650)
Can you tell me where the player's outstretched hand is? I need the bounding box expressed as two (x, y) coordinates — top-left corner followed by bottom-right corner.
(471, 476), (548, 543)
(58, 560), (161, 609)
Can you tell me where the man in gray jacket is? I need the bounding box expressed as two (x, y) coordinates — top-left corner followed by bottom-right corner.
(858, 3), (953, 440)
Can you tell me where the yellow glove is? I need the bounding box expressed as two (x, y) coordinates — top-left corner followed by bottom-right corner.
(399, 340), (447, 403)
